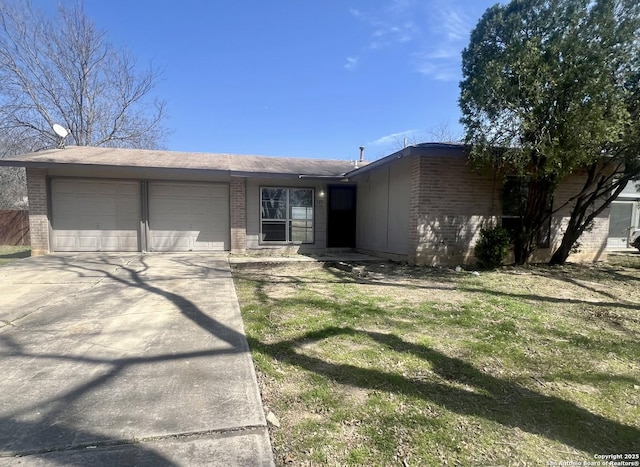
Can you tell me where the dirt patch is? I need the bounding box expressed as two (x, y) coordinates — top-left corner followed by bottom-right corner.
(235, 260), (465, 308)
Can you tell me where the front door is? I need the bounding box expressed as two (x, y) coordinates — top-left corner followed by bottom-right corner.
(327, 186), (356, 248)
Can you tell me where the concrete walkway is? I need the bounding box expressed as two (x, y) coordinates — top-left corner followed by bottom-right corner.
(0, 253), (273, 466)
(229, 251), (385, 264)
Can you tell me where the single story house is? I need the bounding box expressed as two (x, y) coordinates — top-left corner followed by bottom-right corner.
(0, 143), (609, 265)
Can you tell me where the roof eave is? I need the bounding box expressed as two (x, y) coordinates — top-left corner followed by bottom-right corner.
(0, 159), (42, 168)
(0, 160), (232, 177)
(0, 159), (352, 179)
(345, 142), (469, 177)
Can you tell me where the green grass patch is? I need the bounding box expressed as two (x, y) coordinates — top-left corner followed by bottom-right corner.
(0, 245), (30, 265)
(233, 261), (640, 466)
(608, 253), (640, 269)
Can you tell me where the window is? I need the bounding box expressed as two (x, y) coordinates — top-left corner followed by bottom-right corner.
(261, 187), (314, 243)
(501, 177), (552, 248)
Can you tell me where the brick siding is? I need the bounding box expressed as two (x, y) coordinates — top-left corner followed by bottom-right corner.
(230, 177), (247, 253)
(409, 153), (499, 266)
(407, 155), (422, 264)
(25, 168), (49, 255)
(535, 172), (609, 262)
(407, 151), (608, 265)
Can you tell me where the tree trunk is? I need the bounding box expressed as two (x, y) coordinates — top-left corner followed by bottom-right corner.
(513, 235), (528, 265)
(512, 177), (554, 265)
(549, 221), (580, 265)
(549, 162), (636, 266)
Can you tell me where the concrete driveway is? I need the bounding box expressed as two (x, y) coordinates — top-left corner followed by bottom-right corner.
(0, 253), (273, 466)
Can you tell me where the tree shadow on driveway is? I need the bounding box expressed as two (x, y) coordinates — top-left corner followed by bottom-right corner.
(0, 253), (253, 463)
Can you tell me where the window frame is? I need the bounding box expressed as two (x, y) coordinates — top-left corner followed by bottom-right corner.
(259, 186), (315, 244)
(501, 176), (552, 249)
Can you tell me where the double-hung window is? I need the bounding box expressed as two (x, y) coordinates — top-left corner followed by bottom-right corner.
(260, 187), (314, 243)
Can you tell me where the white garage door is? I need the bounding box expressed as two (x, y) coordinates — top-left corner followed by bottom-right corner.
(148, 182), (229, 251)
(51, 179), (141, 252)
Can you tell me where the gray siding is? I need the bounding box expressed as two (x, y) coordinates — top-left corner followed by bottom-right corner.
(355, 156), (410, 255)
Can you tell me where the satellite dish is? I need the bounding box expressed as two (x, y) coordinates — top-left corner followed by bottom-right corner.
(52, 124), (69, 138)
(52, 124), (70, 149)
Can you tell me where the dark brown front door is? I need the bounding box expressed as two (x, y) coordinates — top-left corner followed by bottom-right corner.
(327, 186), (356, 248)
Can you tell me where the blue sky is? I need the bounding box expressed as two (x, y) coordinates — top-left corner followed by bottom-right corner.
(37, 0), (500, 160)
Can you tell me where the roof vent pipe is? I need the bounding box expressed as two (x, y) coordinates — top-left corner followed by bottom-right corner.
(359, 146), (365, 162)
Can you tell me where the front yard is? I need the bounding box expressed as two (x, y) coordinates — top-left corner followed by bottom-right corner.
(0, 245), (30, 265)
(233, 256), (640, 466)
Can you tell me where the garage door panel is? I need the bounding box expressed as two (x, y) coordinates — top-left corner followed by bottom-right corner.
(97, 217), (118, 230)
(117, 199), (140, 216)
(149, 182), (229, 252)
(54, 180), (81, 193)
(52, 179), (140, 252)
(187, 185), (206, 196)
(150, 183), (190, 198)
(100, 235), (122, 250)
(210, 206), (227, 216)
(150, 234), (191, 251)
(120, 235), (139, 250)
(76, 217), (100, 230)
(191, 205), (213, 218)
(55, 235), (79, 250)
(80, 196), (114, 212)
(211, 187), (227, 198)
(193, 231), (226, 245)
(101, 238), (117, 249)
(149, 211), (191, 230)
(78, 235), (99, 249)
(119, 183), (139, 196)
(150, 198), (188, 210)
(152, 199), (191, 213)
(117, 216), (141, 230)
(55, 213), (80, 228)
(196, 245), (225, 250)
(54, 193), (77, 205)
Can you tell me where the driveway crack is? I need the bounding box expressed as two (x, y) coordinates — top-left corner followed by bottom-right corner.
(2, 425), (269, 459)
(0, 320), (16, 329)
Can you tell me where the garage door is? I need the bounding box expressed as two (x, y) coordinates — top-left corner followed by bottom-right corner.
(51, 179), (141, 252)
(148, 182), (229, 251)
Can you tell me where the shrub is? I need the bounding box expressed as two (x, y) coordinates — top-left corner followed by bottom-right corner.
(475, 226), (511, 269)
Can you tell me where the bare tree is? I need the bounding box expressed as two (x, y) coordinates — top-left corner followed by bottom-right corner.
(0, 130), (36, 209)
(0, 168), (26, 209)
(388, 122), (463, 153)
(425, 121), (462, 144)
(0, 0), (167, 151)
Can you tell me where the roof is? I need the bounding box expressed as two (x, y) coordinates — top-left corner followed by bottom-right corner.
(0, 142), (467, 179)
(0, 146), (360, 178)
(344, 142), (468, 177)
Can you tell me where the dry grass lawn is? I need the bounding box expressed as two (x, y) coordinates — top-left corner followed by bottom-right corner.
(233, 256), (640, 466)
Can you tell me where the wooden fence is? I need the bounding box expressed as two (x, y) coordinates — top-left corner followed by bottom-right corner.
(0, 210), (30, 245)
